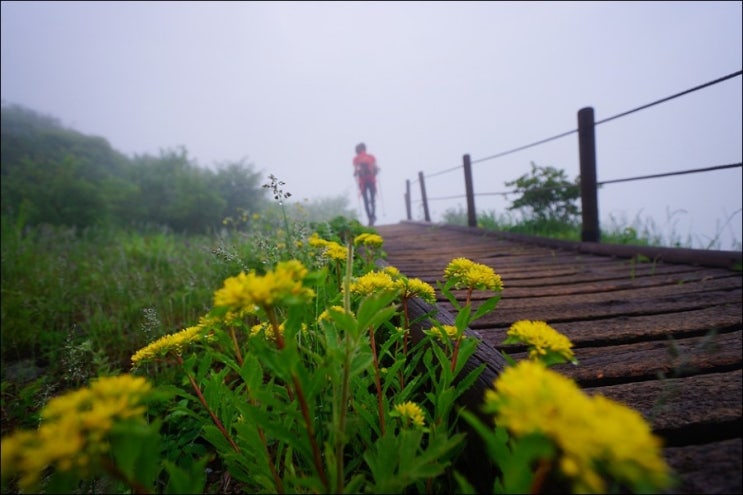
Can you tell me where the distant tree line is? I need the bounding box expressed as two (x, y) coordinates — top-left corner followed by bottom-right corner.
(1, 103), (311, 233)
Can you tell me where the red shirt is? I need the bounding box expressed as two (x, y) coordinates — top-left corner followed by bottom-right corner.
(353, 151), (377, 185)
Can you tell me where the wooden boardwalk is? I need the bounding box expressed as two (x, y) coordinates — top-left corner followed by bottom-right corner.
(374, 221), (742, 495)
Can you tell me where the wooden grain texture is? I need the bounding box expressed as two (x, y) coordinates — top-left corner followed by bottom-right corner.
(375, 221), (742, 495)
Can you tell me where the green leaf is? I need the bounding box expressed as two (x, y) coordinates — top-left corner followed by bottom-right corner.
(162, 456), (208, 494)
(109, 420), (162, 488)
(356, 292), (398, 332)
(501, 433), (556, 494)
(454, 303), (472, 331)
(440, 285), (462, 311)
(471, 294), (501, 321)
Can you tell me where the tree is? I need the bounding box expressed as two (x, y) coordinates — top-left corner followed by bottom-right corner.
(505, 162), (580, 223)
(211, 159), (269, 220)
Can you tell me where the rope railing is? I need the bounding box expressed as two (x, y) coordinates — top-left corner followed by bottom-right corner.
(404, 70), (742, 238)
(597, 162), (742, 186)
(417, 162), (743, 203)
(411, 69), (742, 184)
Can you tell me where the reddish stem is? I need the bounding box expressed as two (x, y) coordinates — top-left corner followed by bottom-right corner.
(369, 325), (386, 435)
(176, 354), (240, 453)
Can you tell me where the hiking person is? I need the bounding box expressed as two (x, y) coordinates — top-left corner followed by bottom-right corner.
(352, 142), (380, 226)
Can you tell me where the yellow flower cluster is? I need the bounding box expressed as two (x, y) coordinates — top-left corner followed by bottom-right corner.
(353, 232), (384, 248)
(393, 401), (426, 427)
(318, 305), (354, 323)
(444, 257), (503, 291)
(213, 260), (315, 313)
(131, 323), (206, 365)
(250, 321), (285, 341)
(506, 320), (576, 364)
(485, 360), (672, 493)
(1, 375), (152, 491)
(308, 233), (348, 262)
(349, 271), (400, 297)
(395, 277), (437, 304)
(382, 266), (400, 278)
(428, 324), (459, 342)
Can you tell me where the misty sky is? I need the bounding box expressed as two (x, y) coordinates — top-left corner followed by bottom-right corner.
(2, 1), (741, 249)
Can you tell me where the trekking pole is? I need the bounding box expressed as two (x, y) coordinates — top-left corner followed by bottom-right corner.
(357, 188), (363, 219)
(377, 176), (386, 217)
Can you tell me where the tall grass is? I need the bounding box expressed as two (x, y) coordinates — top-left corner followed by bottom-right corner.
(0, 210), (365, 433)
(1, 217), (251, 432)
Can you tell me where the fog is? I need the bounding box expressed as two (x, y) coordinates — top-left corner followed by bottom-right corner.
(2, 1), (741, 248)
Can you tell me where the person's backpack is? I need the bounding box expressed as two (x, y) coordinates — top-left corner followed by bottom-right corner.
(358, 161), (376, 181)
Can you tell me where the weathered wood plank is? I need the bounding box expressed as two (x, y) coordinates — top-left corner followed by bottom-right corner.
(375, 222), (742, 495)
(583, 369), (742, 441)
(479, 305), (741, 348)
(663, 438), (742, 494)
(503, 330), (742, 386)
(400, 264), (729, 289)
(444, 289), (740, 327)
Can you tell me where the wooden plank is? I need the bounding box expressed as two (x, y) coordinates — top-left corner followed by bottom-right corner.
(433, 223), (743, 269)
(446, 289), (740, 327)
(479, 305), (742, 348)
(664, 439), (742, 494)
(582, 370), (742, 441)
(375, 222), (742, 495)
(535, 331), (741, 386)
(443, 270), (741, 300)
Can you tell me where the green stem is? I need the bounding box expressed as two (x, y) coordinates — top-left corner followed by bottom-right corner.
(334, 241), (356, 492)
(402, 297), (411, 357)
(451, 290), (473, 373)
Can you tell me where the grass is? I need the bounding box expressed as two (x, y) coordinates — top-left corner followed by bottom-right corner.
(0, 214), (290, 433)
(0, 208), (686, 494)
(440, 206), (742, 251)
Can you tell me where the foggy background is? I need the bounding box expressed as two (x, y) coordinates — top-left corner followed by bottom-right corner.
(2, 1), (741, 249)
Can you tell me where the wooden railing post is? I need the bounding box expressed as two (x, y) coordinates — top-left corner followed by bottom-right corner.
(418, 171), (431, 222)
(463, 154), (477, 227)
(578, 107), (600, 243)
(405, 179), (412, 220)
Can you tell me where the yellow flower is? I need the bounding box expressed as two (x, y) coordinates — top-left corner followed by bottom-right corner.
(323, 241), (349, 262)
(250, 322), (285, 341)
(349, 271), (399, 297)
(131, 323), (206, 365)
(213, 260), (315, 313)
(212, 271), (258, 312)
(383, 266), (401, 278)
(308, 234), (348, 262)
(318, 305), (354, 323)
(484, 361), (672, 493)
(250, 321), (307, 341)
(393, 401), (426, 427)
(444, 257), (503, 291)
(443, 257), (477, 284)
(505, 320), (576, 364)
(354, 233), (384, 248)
(1, 375), (152, 491)
(396, 277), (436, 303)
(308, 233), (329, 248)
(428, 324), (459, 342)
